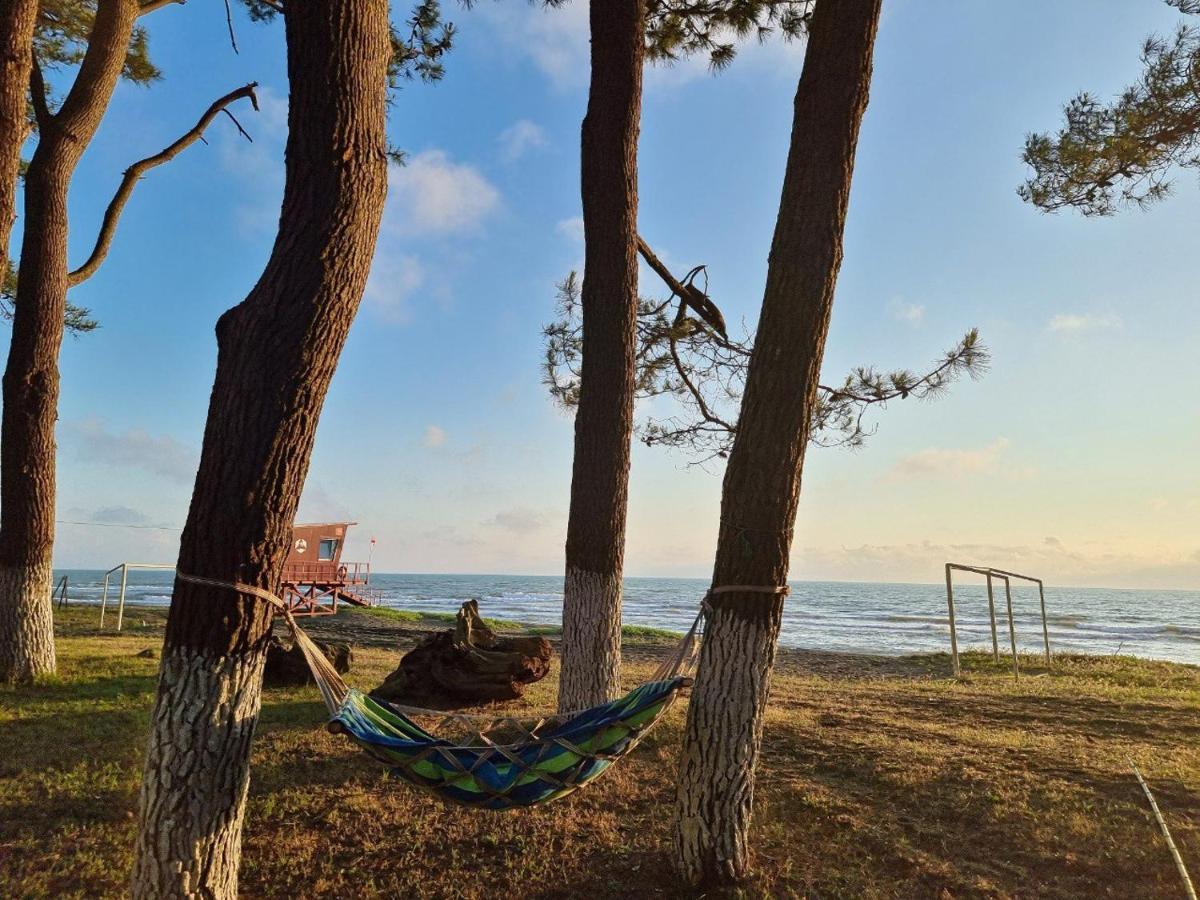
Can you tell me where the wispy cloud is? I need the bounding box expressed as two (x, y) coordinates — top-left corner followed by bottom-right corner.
(497, 120), (548, 163)
(556, 216), (584, 242)
(476, 0), (806, 93)
(423, 425), (447, 448)
(888, 297), (925, 323)
(218, 85), (288, 235)
(476, 1), (590, 90)
(886, 438), (1011, 481)
(297, 483), (354, 524)
(1048, 312), (1122, 333)
(387, 152), (500, 237)
(796, 538), (1200, 591)
(484, 507), (547, 532)
(364, 253), (425, 324)
(363, 152), (499, 324)
(63, 418), (197, 483)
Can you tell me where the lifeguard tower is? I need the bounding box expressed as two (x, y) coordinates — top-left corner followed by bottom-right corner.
(281, 522), (376, 616)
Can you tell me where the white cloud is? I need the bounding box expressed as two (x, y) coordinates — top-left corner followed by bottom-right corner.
(365, 253), (424, 324)
(476, 0), (806, 92)
(497, 120), (548, 163)
(888, 297), (925, 323)
(887, 438), (1011, 481)
(476, 1), (590, 90)
(386, 152), (500, 237)
(1047, 312), (1122, 333)
(484, 508), (547, 532)
(62, 418), (198, 483)
(556, 216), (584, 242)
(423, 425), (447, 448)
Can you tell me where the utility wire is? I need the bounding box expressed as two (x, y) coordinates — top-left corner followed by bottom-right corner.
(56, 520), (181, 532)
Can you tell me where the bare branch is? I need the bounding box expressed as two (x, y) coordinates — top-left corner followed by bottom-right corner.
(223, 0), (239, 53)
(637, 234), (728, 337)
(138, 0), (186, 16)
(29, 55), (51, 130)
(221, 107), (253, 143)
(68, 82), (259, 286)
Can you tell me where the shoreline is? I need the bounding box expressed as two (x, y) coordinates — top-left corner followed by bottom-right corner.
(61, 602), (1200, 677)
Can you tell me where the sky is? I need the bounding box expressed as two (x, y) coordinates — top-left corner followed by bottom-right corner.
(17, 0), (1199, 588)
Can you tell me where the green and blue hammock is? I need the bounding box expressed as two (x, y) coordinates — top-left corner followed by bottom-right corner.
(328, 678), (687, 810)
(284, 592), (701, 811)
(175, 574), (784, 812)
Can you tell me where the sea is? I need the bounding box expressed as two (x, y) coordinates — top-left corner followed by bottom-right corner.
(53, 569), (1200, 666)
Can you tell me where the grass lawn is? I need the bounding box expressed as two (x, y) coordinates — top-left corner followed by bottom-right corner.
(2, 606), (1198, 898)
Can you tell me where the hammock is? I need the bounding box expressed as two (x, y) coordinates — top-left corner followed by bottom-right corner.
(176, 573), (753, 810)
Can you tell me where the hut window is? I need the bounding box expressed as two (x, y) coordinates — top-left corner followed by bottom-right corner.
(318, 539), (338, 561)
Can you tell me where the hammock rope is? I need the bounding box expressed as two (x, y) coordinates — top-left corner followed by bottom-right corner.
(175, 572), (788, 809)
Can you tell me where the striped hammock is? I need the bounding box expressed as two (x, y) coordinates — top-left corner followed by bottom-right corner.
(328, 678), (688, 809)
(175, 573), (785, 811)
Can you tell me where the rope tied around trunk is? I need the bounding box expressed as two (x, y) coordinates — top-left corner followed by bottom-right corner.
(175, 572), (349, 713)
(174, 573), (790, 725)
(170, 572), (793, 809)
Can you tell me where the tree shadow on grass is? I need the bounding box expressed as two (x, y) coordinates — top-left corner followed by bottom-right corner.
(874, 689), (1200, 746)
(756, 718), (1198, 899)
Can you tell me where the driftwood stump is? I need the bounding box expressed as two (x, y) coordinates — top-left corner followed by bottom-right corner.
(372, 600), (552, 706)
(264, 636), (352, 687)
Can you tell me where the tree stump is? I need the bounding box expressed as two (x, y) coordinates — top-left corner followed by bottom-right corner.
(264, 636), (352, 687)
(372, 600), (552, 706)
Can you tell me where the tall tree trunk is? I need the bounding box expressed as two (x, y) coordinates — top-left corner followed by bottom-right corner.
(0, 0), (138, 683)
(0, 0), (37, 271)
(672, 0), (883, 886)
(130, 1), (389, 895)
(559, 0), (645, 713)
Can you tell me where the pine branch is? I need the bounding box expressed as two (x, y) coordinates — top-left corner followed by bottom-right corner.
(1020, 23), (1200, 215)
(542, 246), (989, 462)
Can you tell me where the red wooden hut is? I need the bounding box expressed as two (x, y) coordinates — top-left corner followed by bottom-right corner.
(281, 522), (375, 616)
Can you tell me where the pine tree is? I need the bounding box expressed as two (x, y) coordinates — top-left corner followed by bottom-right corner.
(0, 0), (256, 683)
(558, 0), (647, 712)
(558, 0), (815, 712)
(671, 0), (883, 885)
(131, 2), (451, 894)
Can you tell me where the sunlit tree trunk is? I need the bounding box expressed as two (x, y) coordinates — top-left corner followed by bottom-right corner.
(130, 1), (390, 895)
(0, 0), (139, 683)
(672, 0), (883, 886)
(559, 0), (646, 712)
(0, 0), (37, 271)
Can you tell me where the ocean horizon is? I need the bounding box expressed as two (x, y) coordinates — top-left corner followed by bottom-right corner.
(53, 569), (1200, 666)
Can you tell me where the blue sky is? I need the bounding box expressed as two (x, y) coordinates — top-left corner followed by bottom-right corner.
(22, 0), (1199, 588)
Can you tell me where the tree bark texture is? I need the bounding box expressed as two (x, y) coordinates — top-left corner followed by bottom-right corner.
(0, 0), (140, 683)
(130, 1), (390, 895)
(559, 0), (646, 713)
(672, 0), (883, 886)
(0, 0), (37, 271)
